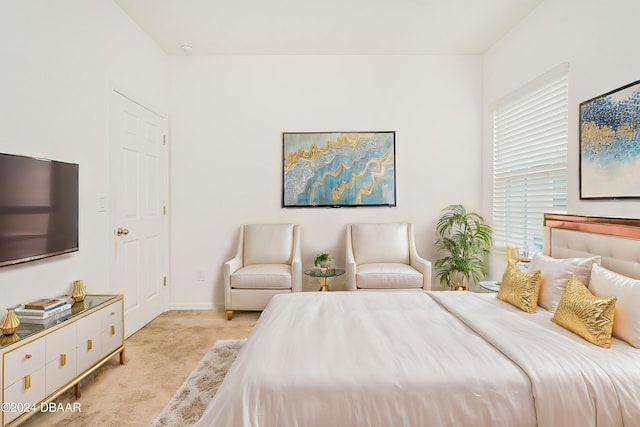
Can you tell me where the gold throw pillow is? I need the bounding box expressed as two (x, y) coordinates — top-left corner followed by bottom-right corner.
(497, 261), (542, 313)
(552, 275), (617, 348)
(506, 246), (520, 263)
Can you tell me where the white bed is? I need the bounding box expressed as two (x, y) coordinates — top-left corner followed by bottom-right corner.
(195, 214), (640, 427)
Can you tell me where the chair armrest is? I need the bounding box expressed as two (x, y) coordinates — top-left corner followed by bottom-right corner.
(223, 256), (242, 309)
(224, 256), (243, 277)
(291, 225), (302, 292)
(224, 226), (245, 309)
(410, 255), (432, 291)
(345, 225), (357, 291)
(408, 224), (432, 290)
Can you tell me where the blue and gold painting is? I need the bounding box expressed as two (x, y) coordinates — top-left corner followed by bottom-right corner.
(283, 132), (396, 207)
(580, 80), (640, 198)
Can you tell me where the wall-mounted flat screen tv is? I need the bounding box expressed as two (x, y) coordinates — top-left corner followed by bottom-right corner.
(0, 153), (79, 267)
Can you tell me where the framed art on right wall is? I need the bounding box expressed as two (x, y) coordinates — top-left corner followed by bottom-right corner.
(580, 79), (640, 199)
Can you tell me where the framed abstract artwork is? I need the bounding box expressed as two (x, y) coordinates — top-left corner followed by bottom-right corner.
(579, 80), (640, 199)
(282, 131), (396, 207)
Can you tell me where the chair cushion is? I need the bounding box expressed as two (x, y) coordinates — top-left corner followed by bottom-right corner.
(351, 223), (409, 264)
(244, 224), (294, 265)
(356, 263), (423, 289)
(231, 264), (292, 289)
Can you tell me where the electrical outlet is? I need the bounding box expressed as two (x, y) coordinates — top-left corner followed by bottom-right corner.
(196, 270), (205, 282)
(98, 194), (108, 212)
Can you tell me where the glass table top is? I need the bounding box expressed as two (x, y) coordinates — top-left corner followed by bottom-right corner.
(0, 295), (118, 349)
(479, 281), (501, 292)
(304, 268), (345, 278)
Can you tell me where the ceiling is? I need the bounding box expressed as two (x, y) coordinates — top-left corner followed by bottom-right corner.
(114, 0), (543, 56)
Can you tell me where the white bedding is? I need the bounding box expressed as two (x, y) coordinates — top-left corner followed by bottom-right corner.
(194, 291), (640, 427)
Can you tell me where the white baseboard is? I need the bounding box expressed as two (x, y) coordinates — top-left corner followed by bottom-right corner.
(168, 302), (225, 310)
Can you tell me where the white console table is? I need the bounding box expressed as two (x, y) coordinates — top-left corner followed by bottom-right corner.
(1, 294), (124, 426)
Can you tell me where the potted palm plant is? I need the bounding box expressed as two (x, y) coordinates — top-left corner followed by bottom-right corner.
(434, 204), (492, 290)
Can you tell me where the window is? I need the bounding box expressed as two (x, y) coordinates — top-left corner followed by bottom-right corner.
(492, 66), (569, 253)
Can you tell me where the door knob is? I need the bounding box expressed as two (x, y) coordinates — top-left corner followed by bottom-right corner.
(116, 228), (129, 236)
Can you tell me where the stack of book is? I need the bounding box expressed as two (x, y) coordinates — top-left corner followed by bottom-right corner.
(15, 297), (73, 326)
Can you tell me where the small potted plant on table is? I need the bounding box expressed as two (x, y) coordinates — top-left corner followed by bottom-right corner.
(314, 252), (332, 270)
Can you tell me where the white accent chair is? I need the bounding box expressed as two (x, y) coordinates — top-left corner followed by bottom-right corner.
(346, 223), (431, 291)
(224, 224), (301, 320)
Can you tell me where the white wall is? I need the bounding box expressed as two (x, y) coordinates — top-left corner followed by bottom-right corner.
(482, 0), (640, 278)
(4, 0), (636, 312)
(0, 1), (167, 311)
(168, 55), (483, 307)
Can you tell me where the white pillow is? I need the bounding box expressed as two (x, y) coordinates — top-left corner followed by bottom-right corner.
(529, 253), (601, 312)
(589, 263), (640, 348)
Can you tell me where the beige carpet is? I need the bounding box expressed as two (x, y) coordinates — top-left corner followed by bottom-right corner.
(20, 310), (258, 427)
(152, 339), (244, 426)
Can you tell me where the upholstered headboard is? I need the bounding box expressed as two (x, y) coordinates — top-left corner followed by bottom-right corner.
(543, 214), (640, 281)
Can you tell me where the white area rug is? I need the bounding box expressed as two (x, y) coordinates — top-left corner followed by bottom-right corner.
(152, 339), (245, 427)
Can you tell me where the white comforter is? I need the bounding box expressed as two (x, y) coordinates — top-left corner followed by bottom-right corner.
(194, 291), (640, 427)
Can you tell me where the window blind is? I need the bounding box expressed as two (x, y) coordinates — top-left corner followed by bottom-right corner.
(492, 70), (569, 252)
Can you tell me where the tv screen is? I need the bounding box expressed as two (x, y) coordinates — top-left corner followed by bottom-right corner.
(0, 153), (79, 267)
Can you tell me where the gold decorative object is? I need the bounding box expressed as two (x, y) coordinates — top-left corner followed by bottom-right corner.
(0, 333), (20, 345)
(71, 280), (87, 303)
(72, 300), (88, 315)
(1, 306), (21, 335)
(450, 271), (468, 291)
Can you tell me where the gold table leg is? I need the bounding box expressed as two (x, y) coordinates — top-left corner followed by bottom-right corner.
(319, 277), (330, 292)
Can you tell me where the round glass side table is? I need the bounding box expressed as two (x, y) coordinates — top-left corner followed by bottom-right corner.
(479, 280), (501, 292)
(304, 268), (345, 291)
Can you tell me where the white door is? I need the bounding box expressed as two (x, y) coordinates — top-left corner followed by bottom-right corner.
(110, 91), (169, 338)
